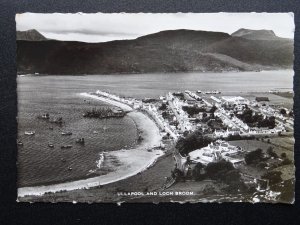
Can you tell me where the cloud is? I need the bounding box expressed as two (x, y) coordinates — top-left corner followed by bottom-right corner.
(16, 13), (294, 42)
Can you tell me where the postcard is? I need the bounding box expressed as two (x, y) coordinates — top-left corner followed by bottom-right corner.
(16, 13), (294, 203)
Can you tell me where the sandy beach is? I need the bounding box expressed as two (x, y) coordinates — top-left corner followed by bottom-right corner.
(18, 93), (163, 198)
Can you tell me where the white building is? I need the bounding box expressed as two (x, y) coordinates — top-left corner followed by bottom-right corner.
(222, 96), (249, 105)
(175, 140), (244, 174)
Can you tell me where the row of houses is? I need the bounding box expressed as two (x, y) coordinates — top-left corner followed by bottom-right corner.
(167, 93), (194, 132)
(142, 104), (179, 140)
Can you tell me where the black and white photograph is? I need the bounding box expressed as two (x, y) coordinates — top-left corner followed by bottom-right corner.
(16, 12), (295, 203)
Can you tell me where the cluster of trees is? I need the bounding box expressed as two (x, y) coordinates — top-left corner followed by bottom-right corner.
(142, 98), (156, 103)
(245, 147), (292, 166)
(159, 103), (167, 111)
(173, 92), (184, 100)
(182, 105), (217, 117)
(207, 116), (224, 129)
(244, 148), (266, 165)
(280, 108), (294, 118)
(236, 108), (276, 128)
(192, 160), (247, 193)
(262, 171), (282, 185)
(162, 111), (168, 119)
(226, 134), (256, 141)
(176, 130), (213, 156)
(267, 147), (278, 158)
(182, 105), (206, 116)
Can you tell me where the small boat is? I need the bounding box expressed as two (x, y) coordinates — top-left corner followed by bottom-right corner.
(61, 131), (72, 136)
(24, 131), (35, 135)
(48, 143), (54, 148)
(37, 113), (50, 120)
(17, 140), (23, 146)
(75, 138), (85, 145)
(61, 145), (72, 149)
(68, 167), (73, 171)
(42, 113), (50, 119)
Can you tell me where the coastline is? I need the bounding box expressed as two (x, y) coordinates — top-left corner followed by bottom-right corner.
(18, 93), (163, 198)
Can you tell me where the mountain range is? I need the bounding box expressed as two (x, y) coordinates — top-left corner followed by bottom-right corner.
(17, 29), (293, 75)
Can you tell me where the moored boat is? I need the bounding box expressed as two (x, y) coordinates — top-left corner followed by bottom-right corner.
(24, 131), (35, 135)
(48, 143), (54, 148)
(61, 145), (72, 149)
(61, 131), (72, 135)
(75, 138), (85, 145)
(17, 140), (23, 146)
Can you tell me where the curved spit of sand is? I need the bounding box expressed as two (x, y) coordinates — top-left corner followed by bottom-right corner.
(18, 93), (163, 198)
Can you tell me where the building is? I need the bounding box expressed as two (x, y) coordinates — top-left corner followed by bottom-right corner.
(255, 97), (269, 102)
(175, 140), (244, 175)
(222, 96), (249, 105)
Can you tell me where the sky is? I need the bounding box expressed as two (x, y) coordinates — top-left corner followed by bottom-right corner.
(16, 13), (294, 43)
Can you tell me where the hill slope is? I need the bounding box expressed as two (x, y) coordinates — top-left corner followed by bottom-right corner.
(231, 28), (278, 40)
(17, 29), (48, 41)
(17, 29), (293, 75)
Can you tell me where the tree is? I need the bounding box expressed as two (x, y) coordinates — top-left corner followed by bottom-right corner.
(257, 161), (268, 169)
(210, 105), (217, 114)
(227, 134), (242, 141)
(261, 171), (282, 185)
(172, 168), (184, 181)
(182, 106), (205, 116)
(280, 108), (287, 115)
(245, 148), (264, 165)
(159, 103), (167, 111)
(281, 153), (287, 158)
(222, 169), (241, 184)
(205, 160), (235, 180)
(162, 111), (168, 119)
(267, 147), (278, 158)
(176, 130), (213, 155)
(192, 162), (206, 181)
(280, 158), (292, 166)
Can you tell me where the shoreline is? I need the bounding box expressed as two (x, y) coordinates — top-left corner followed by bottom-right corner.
(17, 69), (293, 77)
(18, 93), (163, 198)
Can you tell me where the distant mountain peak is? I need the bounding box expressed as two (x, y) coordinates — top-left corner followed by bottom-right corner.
(137, 29), (230, 39)
(17, 29), (47, 41)
(231, 28), (278, 40)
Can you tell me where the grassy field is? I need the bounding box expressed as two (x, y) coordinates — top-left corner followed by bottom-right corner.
(273, 92), (294, 99)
